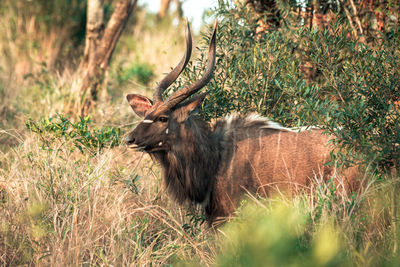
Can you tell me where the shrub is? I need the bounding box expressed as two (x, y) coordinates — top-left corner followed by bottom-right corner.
(26, 114), (121, 155)
(115, 61), (155, 86)
(216, 201), (350, 267)
(170, 0), (400, 172)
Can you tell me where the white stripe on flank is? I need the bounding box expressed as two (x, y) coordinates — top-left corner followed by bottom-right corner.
(272, 131), (282, 180)
(142, 119), (154, 123)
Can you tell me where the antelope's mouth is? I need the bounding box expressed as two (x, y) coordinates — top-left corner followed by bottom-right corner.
(127, 142), (165, 152)
(127, 143), (146, 151)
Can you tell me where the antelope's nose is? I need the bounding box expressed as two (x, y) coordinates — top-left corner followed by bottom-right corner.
(125, 135), (135, 145)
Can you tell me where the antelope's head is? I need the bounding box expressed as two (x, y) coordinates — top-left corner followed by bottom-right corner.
(125, 21), (217, 152)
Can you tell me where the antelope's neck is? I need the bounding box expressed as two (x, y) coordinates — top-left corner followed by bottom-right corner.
(154, 118), (222, 208)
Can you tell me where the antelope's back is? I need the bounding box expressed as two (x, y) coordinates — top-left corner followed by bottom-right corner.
(211, 115), (353, 219)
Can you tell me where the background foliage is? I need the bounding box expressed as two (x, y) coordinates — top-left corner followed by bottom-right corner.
(172, 0), (400, 172)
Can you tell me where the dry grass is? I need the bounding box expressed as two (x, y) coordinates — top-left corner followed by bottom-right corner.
(0, 132), (217, 266)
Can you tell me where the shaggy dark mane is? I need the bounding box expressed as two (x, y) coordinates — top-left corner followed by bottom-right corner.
(153, 115), (221, 208)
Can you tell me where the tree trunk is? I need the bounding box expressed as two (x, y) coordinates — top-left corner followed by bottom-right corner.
(82, 0), (104, 70)
(158, 0), (172, 19)
(80, 0), (137, 116)
(158, 0), (182, 19)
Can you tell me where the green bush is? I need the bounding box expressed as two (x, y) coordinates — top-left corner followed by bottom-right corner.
(115, 61), (155, 86)
(170, 0), (399, 172)
(26, 114), (121, 155)
(216, 201), (349, 267)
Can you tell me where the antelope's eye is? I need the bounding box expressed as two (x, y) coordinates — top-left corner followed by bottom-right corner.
(158, 116), (168, 123)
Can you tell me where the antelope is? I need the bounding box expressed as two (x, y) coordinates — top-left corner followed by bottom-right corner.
(125, 21), (360, 225)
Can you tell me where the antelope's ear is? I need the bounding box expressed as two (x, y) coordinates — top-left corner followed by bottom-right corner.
(126, 94), (153, 117)
(177, 91), (208, 116)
